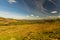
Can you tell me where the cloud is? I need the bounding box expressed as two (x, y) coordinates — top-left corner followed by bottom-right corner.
(8, 0), (16, 4)
(36, 16), (39, 17)
(26, 14), (34, 18)
(21, 0), (45, 15)
(0, 11), (25, 19)
(0, 11), (41, 20)
(25, 14), (40, 20)
(51, 11), (58, 13)
(30, 14), (34, 17)
(49, 0), (57, 5)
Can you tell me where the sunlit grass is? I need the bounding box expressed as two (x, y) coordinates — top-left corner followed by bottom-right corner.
(0, 18), (60, 40)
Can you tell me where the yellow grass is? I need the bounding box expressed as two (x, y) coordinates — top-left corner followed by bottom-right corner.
(0, 18), (60, 40)
(0, 23), (60, 40)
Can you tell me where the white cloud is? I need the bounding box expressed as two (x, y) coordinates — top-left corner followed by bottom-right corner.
(25, 15), (41, 20)
(0, 11), (25, 19)
(51, 11), (58, 14)
(36, 16), (39, 17)
(8, 0), (16, 4)
(30, 14), (34, 17)
(0, 11), (41, 20)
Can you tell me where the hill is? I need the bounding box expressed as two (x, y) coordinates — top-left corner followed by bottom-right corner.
(0, 17), (60, 40)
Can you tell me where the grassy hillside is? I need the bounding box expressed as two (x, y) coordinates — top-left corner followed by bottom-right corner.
(0, 17), (60, 40)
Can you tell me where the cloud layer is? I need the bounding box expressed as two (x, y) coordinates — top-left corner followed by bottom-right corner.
(0, 11), (25, 19)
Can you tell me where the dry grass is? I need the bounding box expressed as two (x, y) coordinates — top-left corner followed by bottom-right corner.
(0, 23), (59, 40)
(0, 18), (60, 40)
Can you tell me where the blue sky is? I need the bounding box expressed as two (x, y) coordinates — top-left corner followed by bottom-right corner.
(0, 0), (60, 19)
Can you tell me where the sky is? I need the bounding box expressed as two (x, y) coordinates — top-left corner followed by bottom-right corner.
(0, 0), (60, 19)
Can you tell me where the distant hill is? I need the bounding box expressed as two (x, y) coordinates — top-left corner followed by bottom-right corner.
(0, 17), (60, 26)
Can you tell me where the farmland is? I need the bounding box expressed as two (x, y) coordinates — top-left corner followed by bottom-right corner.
(0, 17), (60, 40)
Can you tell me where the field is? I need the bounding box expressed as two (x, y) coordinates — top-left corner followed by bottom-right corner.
(0, 17), (60, 40)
